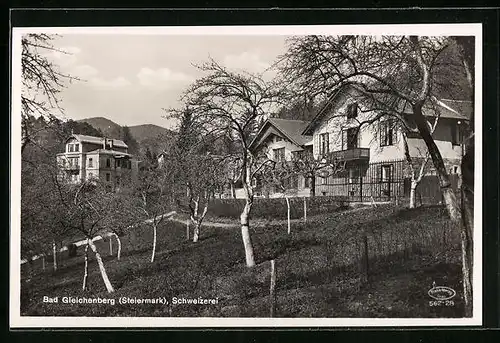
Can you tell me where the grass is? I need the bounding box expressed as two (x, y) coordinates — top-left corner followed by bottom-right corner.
(20, 204), (465, 318)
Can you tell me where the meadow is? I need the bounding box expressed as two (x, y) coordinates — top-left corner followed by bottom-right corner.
(20, 203), (464, 318)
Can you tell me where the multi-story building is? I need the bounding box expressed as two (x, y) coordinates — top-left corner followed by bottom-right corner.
(249, 85), (471, 201)
(56, 134), (139, 189)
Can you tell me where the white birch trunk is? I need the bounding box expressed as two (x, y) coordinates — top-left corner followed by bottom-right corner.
(88, 239), (114, 293)
(241, 200), (255, 267)
(186, 221), (190, 241)
(82, 241), (89, 291)
(193, 222), (200, 243)
(109, 237), (113, 256)
(151, 224), (157, 263)
(285, 196), (291, 235)
(52, 240), (57, 271)
(193, 202), (208, 243)
(409, 180), (418, 209)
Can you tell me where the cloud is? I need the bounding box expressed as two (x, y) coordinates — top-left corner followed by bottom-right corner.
(223, 51), (271, 74)
(72, 64), (99, 79)
(90, 76), (131, 89)
(137, 67), (192, 90)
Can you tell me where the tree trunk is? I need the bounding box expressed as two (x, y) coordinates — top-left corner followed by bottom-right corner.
(186, 221), (190, 240)
(109, 237), (113, 256)
(231, 182), (236, 199)
(151, 223), (157, 263)
(461, 138), (474, 317)
(409, 179), (418, 209)
(193, 221), (200, 243)
(88, 239), (114, 293)
(193, 202), (208, 243)
(82, 241), (89, 291)
(240, 198), (256, 267)
(413, 104), (460, 221)
(285, 196), (291, 235)
(52, 240), (57, 271)
(309, 175), (316, 197)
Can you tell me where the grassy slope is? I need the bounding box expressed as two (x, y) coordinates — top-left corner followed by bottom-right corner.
(20, 204), (464, 318)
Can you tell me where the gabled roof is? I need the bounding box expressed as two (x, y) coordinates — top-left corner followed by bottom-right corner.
(67, 134), (128, 149)
(249, 118), (312, 151)
(302, 83), (472, 136)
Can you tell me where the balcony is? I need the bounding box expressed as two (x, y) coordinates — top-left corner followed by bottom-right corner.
(329, 148), (370, 162)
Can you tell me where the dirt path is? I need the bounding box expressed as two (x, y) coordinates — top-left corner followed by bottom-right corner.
(170, 205), (376, 229)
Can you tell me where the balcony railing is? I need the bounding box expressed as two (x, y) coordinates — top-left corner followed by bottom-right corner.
(329, 148), (370, 161)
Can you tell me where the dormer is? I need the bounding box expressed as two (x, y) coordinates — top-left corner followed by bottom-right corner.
(66, 138), (80, 153)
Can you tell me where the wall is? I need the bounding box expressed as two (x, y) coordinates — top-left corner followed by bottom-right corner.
(254, 126), (304, 161)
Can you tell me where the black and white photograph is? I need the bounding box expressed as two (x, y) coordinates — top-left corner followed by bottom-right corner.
(10, 23), (482, 327)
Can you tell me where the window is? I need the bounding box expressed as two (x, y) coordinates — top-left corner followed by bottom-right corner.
(68, 144), (74, 152)
(342, 127), (359, 150)
(88, 158), (93, 168)
(75, 143), (80, 152)
(451, 123), (463, 146)
(106, 158), (111, 168)
(381, 164), (393, 182)
(106, 173), (111, 182)
(273, 147), (285, 162)
(319, 132), (330, 155)
(346, 103), (359, 119)
(380, 119), (397, 147)
(275, 135), (283, 142)
(116, 159), (121, 168)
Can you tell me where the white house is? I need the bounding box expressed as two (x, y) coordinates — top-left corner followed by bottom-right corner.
(56, 134), (139, 190)
(248, 85), (470, 201)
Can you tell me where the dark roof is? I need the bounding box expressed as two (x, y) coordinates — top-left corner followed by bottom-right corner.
(249, 118), (312, 150)
(435, 99), (472, 120)
(68, 134), (128, 149)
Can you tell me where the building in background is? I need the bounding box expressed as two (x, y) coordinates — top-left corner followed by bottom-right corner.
(56, 134), (139, 190)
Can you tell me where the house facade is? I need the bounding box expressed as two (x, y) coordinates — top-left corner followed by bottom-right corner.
(249, 86), (470, 201)
(56, 134), (139, 189)
(248, 118), (313, 198)
(301, 86), (469, 201)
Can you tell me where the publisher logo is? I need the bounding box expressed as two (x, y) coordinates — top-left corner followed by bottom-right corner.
(428, 286), (456, 301)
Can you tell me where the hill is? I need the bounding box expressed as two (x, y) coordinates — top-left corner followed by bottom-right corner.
(128, 124), (174, 144)
(77, 117), (123, 139)
(77, 117), (176, 155)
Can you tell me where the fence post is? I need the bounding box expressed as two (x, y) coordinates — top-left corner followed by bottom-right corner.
(270, 259), (276, 317)
(363, 234), (369, 283)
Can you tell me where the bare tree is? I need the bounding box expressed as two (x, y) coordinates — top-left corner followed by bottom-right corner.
(128, 162), (174, 263)
(453, 36), (475, 317)
(21, 34), (77, 152)
(401, 110), (441, 208)
(166, 59), (286, 267)
(278, 35), (464, 221)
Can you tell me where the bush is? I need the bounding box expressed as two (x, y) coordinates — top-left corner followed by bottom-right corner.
(207, 196), (348, 220)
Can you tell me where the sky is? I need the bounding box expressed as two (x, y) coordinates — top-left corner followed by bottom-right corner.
(43, 34), (289, 130)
